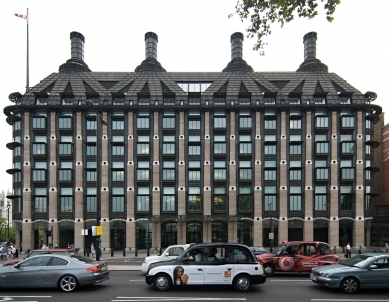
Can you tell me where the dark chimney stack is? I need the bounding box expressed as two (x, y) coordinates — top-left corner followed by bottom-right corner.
(135, 32), (166, 72)
(59, 31), (91, 72)
(303, 32), (317, 61)
(70, 32), (85, 61)
(222, 32), (253, 72)
(297, 31), (328, 73)
(145, 32), (158, 60)
(231, 32), (244, 60)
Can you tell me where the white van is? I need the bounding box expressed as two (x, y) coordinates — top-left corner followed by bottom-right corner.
(141, 244), (192, 274)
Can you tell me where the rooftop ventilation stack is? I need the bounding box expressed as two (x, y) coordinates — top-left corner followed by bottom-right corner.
(222, 32), (253, 72)
(135, 32), (166, 72)
(297, 32), (328, 73)
(59, 32), (91, 72)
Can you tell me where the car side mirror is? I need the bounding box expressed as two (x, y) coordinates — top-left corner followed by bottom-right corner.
(14, 263), (21, 269)
(369, 264), (378, 269)
(165, 253), (169, 256)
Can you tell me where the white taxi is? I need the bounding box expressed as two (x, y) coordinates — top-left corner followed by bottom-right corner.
(145, 243), (266, 292)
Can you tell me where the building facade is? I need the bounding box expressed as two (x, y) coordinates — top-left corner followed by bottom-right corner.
(4, 31), (382, 251)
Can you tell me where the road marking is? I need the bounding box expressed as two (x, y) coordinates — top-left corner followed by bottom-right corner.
(129, 280), (144, 281)
(0, 296), (51, 302)
(114, 298), (246, 301)
(0, 297), (51, 298)
(312, 300), (389, 302)
(270, 279), (311, 282)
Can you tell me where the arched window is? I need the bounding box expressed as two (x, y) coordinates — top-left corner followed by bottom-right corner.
(237, 220), (253, 246)
(161, 222), (177, 248)
(187, 222), (202, 244)
(212, 221), (228, 243)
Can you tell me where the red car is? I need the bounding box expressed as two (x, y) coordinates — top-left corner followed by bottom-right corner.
(3, 248), (73, 266)
(257, 241), (341, 276)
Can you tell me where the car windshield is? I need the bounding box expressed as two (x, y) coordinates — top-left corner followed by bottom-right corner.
(341, 255), (375, 268)
(273, 244), (286, 255)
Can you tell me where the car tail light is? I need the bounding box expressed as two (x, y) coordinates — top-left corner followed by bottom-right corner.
(87, 266), (100, 273)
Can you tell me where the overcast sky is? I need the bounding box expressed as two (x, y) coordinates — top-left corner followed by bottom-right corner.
(1, 0), (388, 192)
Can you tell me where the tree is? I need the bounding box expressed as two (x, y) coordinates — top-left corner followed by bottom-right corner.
(0, 217), (15, 243)
(229, 0), (340, 55)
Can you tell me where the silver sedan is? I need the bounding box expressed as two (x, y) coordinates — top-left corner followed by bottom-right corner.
(311, 253), (389, 293)
(0, 254), (109, 292)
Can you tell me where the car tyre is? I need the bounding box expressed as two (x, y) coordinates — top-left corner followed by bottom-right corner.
(153, 273), (172, 291)
(59, 275), (79, 292)
(233, 274), (252, 292)
(263, 263), (275, 276)
(340, 277), (359, 294)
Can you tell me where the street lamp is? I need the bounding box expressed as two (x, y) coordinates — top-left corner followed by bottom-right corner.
(86, 100), (108, 261)
(6, 201), (11, 240)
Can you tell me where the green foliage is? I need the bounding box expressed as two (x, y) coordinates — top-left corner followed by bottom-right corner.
(0, 220), (15, 243)
(229, 0), (341, 55)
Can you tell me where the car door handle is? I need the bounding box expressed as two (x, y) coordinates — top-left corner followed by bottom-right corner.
(198, 269), (203, 271)
(227, 268), (232, 270)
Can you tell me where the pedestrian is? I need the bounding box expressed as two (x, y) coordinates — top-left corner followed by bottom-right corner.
(7, 245), (13, 260)
(341, 245), (346, 257)
(90, 242), (95, 258)
(2, 245), (8, 260)
(385, 243), (389, 253)
(346, 243), (351, 258)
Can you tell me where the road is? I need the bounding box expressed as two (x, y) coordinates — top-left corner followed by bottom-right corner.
(0, 271), (388, 302)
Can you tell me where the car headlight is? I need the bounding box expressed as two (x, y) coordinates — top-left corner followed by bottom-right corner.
(322, 273), (330, 278)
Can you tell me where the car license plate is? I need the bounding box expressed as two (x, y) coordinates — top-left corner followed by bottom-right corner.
(310, 274), (317, 281)
(101, 265), (107, 271)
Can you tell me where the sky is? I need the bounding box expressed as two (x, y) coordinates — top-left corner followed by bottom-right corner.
(0, 0), (388, 192)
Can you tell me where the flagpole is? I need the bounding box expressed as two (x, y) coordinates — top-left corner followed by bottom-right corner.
(26, 8), (29, 92)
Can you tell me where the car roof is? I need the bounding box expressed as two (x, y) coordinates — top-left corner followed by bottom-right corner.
(359, 253), (388, 257)
(190, 243), (249, 249)
(27, 254), (78, 261)
(31, 248), (72, 252)
(281, 241), (329, 245)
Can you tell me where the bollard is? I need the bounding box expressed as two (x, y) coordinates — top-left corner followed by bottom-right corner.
(84, 249), (86, 256)
(358, 246), (361, 254)
(159, 247), (162, 255)
(333, 246), (336, 254)
(374, 249), (376, 253)
(135, 248), (138, 257)
(123, 248), (126, 256)
(27, 249), (30, 254)
(15, 249), (19, 258)
(147, 248), (150, 256)
(111, 249), (114, 257)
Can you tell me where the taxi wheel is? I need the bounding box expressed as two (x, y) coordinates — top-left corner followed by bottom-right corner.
(340, 277), (359, 294)
(233, 274), (252, 292)
(264, 264), (275, 276)
(153, 273), (172, 291)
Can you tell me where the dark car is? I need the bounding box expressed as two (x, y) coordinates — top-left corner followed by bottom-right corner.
(3, 248), (73, 266)
(311, 253), (389, 293)
(145, 243), (266, 292)
(0, 254), (109, 292)
(257, 241), (341, 276)
(249, 246), (267, 255)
